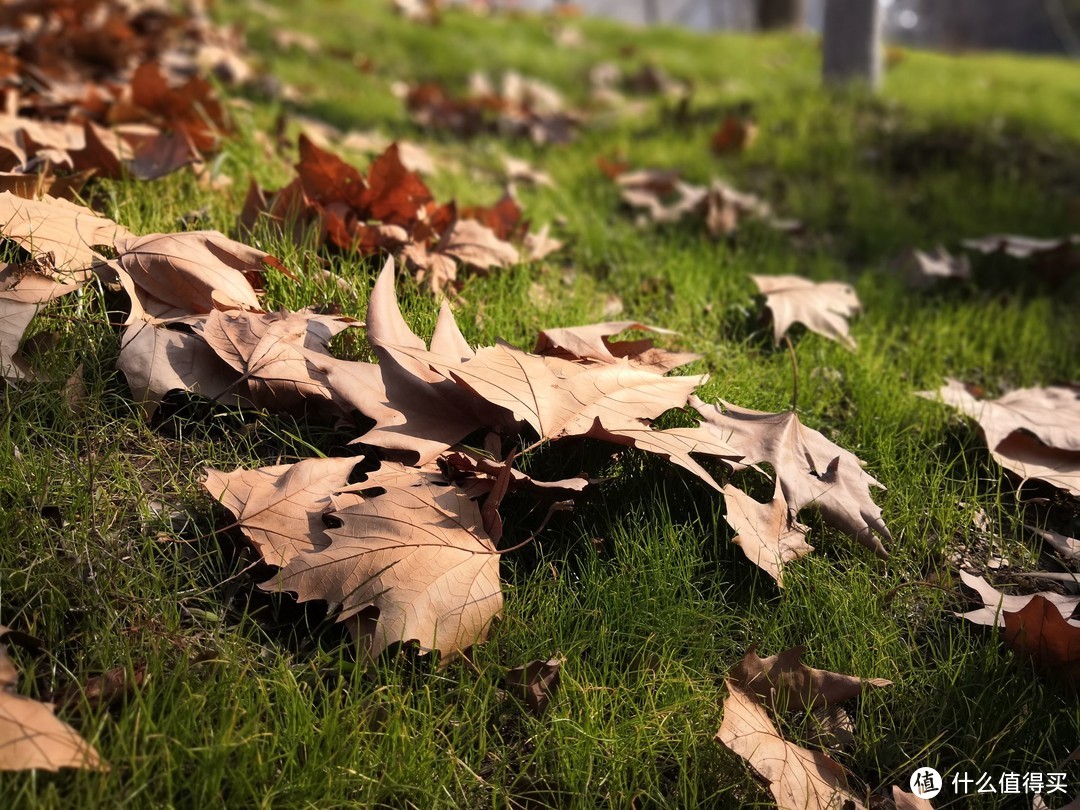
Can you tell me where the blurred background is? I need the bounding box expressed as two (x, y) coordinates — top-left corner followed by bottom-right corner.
(510, 0), (1080, 54)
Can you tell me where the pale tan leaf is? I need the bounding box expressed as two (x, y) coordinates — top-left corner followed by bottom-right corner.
(534, 320), (698, 373)
(204, 456), (361, 568)
(197, 309), (360, 413)
(117, 319), (240, 419)
(892, 786), (935, 809)
(503, 155), (553, 187)
(0, 646), (105, 772)
(582, 421), (739, 491)
(437, 218), (518, 271)
(1027, 525), (1080, 562)
(751, 274), (860, 350)
(693, 397), (890, 557)
(0, 192), (132, 277)
(920, 380), (1080, 496)
(116, 230), (272, 314)
(722, 483), (813, 586)
(894, 246), (971, 288)
(267, 466), (502, 662)
(717, 683), (865, 810)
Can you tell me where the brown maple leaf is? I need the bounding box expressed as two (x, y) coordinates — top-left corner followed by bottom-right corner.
(693, 397), (890, 557)
(115, 231), (279, 314)
(533, 321), (699, 373)
(266, 464), (503, 662)
(0, 642), (105, 772)
(1003, 595), (1080, 680)
(204, 456), (362, 568)
(0, 193), (133, 279)
(920, 380), (1080, 497)
(722, 482), (813, 586)
(506, 657), (563, 716)
(751, 274), (860, 350)
(197, 309), (361, 414)
(717, 683), (866, 810)
(729, 646), (891, 713)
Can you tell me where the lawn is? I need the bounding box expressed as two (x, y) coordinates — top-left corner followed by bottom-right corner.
(2, 1), (1079, 807)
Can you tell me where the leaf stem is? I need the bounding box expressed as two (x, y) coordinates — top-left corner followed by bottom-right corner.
(783, 335), (799, 412)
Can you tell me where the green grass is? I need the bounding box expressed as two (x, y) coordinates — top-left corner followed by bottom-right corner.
(3, 1), (1080, 807)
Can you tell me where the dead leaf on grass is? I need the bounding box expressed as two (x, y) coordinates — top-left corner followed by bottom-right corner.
(751, 274), (860, 350)
(693, 397), (891, 557)
(0, 644), (105, 771)
(717, 683), (866, 810)
(919, 380), (1080, 497)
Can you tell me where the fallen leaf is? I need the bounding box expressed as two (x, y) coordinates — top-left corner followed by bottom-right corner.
(0, 644), (105, 771)
(1026, 525), (1080, 563)
(116, 319), (240, 419)
(892, 786), (934, 809)
(533, 321), (698, 373)
(751, 274), (860, 350)
(957, 571), (1080, 628)
(196, 308), (361, 414)
(722, 483), (813, 586)
(893, 246), (971, 288)
(267, 464), (503, 662)
(51, 665), (147, 712)
(693, 397), (891, 557)
(729, 646), (891, 713)
(710, 114), (758, 154)
(919, 380), (1080, 497)
(204, 456), (363, 568)
(717, 683), (865, 810)
(503, 155), (554, 187)
(0, 193), (132, 277)
(116, 231), (278, 314)
(1002, 595), (1080, 679)
(505, 656), (563, 716)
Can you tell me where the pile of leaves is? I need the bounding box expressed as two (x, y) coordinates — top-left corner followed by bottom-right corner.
(240, 135), (562, 294)
(0, 0), (252, 195)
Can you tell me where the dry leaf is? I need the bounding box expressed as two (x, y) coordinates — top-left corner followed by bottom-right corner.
(751, 274), (860, 350)
(957, 571), (1080, 628)
(729, 646), (891, 713)
(197, 309), (361, 414)
(920, 380), (1080, 497)
(116, 231), (275, 314)
(693, 397), (891, 557)
(722, 483), (813, 586)
(893, 246), (971, 288)
(710, 115), (758, 154)
(506, 657), (563, 716)
(892, 786), (935, 809)
(204, 456), (362, 568)
(0, 645), (105, 771)
(116, 317), (240, 419)
(533, 321), (698, 373)
(503, 155), (554, 187)
(1004, 595), (1080, 679)
(717, 683), (865, 810)
(1027, 525), (1080, 563)
(267, 464), (502, 662)
(0, 193), (132, 278)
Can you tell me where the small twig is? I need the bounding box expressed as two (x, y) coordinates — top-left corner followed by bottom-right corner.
(783, 334), (799, 412)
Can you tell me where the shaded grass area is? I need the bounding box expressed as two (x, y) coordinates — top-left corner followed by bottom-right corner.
(2, 1), (1080, 807)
